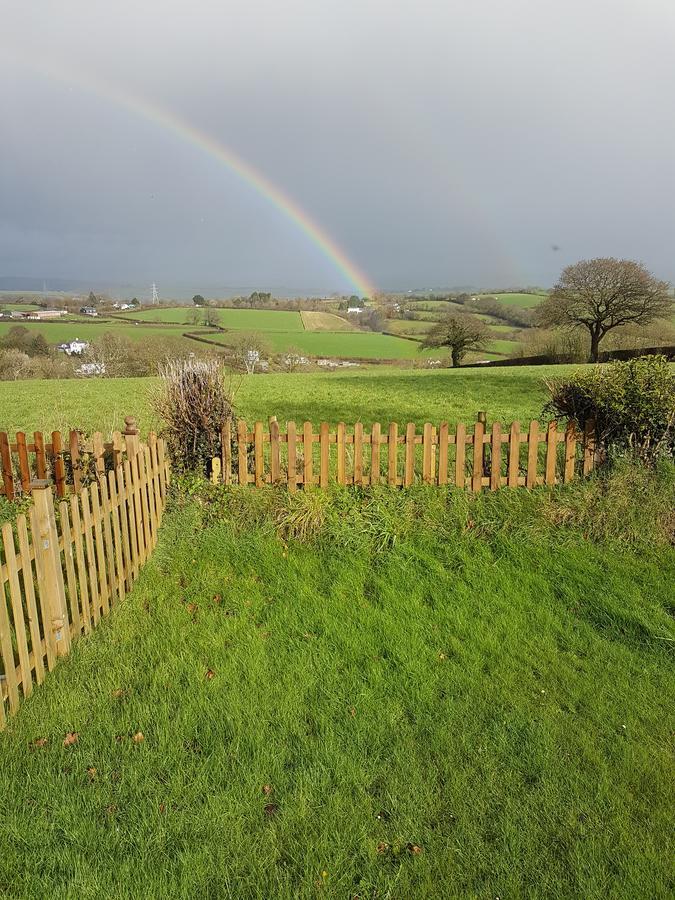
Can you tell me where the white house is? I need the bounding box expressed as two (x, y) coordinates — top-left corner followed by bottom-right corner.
(80, 306), (98, 317)
(58, 338), (89, 356)
(347, 306), (364, 314)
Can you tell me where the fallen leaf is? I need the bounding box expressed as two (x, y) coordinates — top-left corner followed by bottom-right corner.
(407, 843), (423, 856)
(159, 803), (166, 814)
(438, 652), (447, 661)
(262, 783), (273, 796)
(105, 804), (117, 816)
(86, 767), (97, 782)
(349, 706), (357, 718)
(205, 669), (215, 680)
(112, 688), (127, 698)
(212, 594), (222, 604)
(132, 731), (145, 743)
(31, 737), (48, 749)
(63, 732), (79, 747)
(187, 603), (198, 617)
(264, 802), (279, 818)
(376, 841), (390, 854)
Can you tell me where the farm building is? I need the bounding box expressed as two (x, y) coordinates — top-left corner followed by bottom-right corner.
(80, 306), (98, 317)
(19, 308), (67, 320)
(57, 338), (89, 356)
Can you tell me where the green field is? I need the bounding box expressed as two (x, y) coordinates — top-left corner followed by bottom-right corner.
(0, 320), (205, 347)
(120, 307), (305, 331)
(485, 292), (546, 309)
(205, 329), (443, 360)
(0, 365), (585, 435)
(1, 478), (673, 897)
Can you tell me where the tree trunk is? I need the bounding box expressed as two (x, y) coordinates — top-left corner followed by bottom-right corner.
(451, 349), (461, 367)
(589, 326), (601, 363)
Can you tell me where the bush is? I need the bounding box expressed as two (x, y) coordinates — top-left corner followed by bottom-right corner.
(152, 358), (237, 474)
(545, 356), (675, 463)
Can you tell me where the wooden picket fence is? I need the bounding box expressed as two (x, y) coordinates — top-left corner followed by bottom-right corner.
(0, 418), (142, 501)
(0, 437), (169, 727)
(212, 417), (597, 490)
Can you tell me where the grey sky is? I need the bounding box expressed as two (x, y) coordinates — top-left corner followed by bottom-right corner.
(1, 0), (674, 296)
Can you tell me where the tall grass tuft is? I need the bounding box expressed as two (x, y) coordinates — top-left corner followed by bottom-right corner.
(152, 358), (236, 475)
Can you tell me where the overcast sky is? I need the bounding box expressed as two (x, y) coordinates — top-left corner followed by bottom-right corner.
(1, 0), (674, 296)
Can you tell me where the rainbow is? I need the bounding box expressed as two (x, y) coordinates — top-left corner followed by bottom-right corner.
(3, 55), (375, 298)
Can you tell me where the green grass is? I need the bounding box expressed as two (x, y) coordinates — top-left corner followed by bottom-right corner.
(1, 482), (673, 898)
(0, 365), (586, 435)
(0, 320), (204, 347)
(208, 329), (442, 359)
(120, 307), (305, 331)
(484, 292), (546, 309)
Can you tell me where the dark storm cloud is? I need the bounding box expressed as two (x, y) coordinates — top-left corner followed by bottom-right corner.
(1, 0), (674, 294)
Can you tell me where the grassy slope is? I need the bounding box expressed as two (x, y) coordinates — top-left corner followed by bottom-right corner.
(485, 292), (545, 309)
(0, 365), (581, 434)
(207, 329), (446, 359)
(0, 321), (202, 346)
(0, 489), (672, 898)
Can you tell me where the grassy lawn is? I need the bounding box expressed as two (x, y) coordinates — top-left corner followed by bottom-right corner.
(1, 484), (673, 898)
(0, 365), (582, 435)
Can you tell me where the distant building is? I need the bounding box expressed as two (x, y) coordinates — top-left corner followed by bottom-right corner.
(58, 338), (89, 356)
(20, 309), (67, 320)
(75, 362), (105, 377)
(347, 306), (364, 314)
(80, 306), (98, 317)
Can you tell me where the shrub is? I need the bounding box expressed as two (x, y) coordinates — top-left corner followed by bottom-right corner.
(545, 356), (675, 463)
(152, 358), (237, 474)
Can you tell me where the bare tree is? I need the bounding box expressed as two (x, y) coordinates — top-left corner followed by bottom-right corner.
(537, 258), (672, 362)
(421, 313), (490, 367)
(203, 306), (220, 328)
(229, 332), (271, 374)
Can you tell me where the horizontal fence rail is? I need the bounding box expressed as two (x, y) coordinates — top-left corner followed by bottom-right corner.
(0, 437), (169, 727)
(212, 418), (597, 491)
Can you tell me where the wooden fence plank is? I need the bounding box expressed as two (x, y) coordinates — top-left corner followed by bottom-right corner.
(58, 502), (81, 637)
(0, 432), (14, 500)
(2, 524), (31, 699)
(237, 421), (248, 486)
(472, 420), (485, 492)
(32, 488), (70, 660)
(269, 419), (281, 485)
(107, 470), (125, 604)
(455, 423), (466, 489)
(337, 423), (346, 485)
(89, 482), (110, 617)
(51, 431), (67, 497)
(44, 487), (71, 656)
(254, 422), (264, 487)
(16, 515), (45, 684)
(92, 432), (105, 477)
(123, 460), (140, 580)
(507, 421), (520, 487)
(303, 421), (313, 487)
(526, 420), (539, 489)
(29, 504), (57, 670)
(16, 432), (31, 494)
(80, 488), (101, 628)
(404, 423), (415, 487)
(438, 422), (448, 486)
(545, 421), (558, 485)
(69, 430), (82, 493)
(287, 422), (297, 492)
(423, 423), (434, 485)
(112, 431), (123, 469)
(320, 422), (330, 488)
(34, 431), (47, 482)
(138, 451), (154, 554)
(69, 495), (92, 634)
(370, 423), (381, 486)
(387, 423), (398, 486)
(354, 423), (364, 486)
(98, 476), (118, 606)
(221, 420), (232, 486)
(0, 569), (19, 712)
(564, 421), (577, 483)
(115, 466), (133, 592)
(490, 422), (502, 491)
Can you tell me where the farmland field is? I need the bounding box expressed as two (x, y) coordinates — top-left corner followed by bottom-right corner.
(1, 480), (673, 898)
(0, 364), (585, 435)
(483, 292), (545, 308)
(205, 329), (443, 359)
(300, 311), (355, 331)
(0, 320), (203, 346)
(120, 307), (305, 331)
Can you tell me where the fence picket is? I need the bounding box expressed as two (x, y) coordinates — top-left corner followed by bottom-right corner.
(80, 489), (100, 628)
(545, 420), (558, 485)
(237, 421), (248, 486)
(387, 423), (398, 486)
(89, 482), (110, 617)
(437, 423), (448, 486)
(34, 431), (47, 482)
(320, 423), (330, 488)
(472, 420), (485, 492)
(107, 471), (125, 604)
(564, 422), (577, 483)
(270, 419), (281, 485)
(16, 432), (31, 494)
(490, 422), (502, 491)
(303, 422), (313, 487)
(2, 524), (31, 699)
(526, 420), (539, 488)
(583, 420), (596, 476)
(221, 420), (232, 486)
(337, 423), (346, 485)
(422, 423), (433, 485)
(16, 515), (44, 684)
(123, 460), (141, 580)
(0, 432), (14, 500)
(0, 570), (19, 713)
(507, 421), (520, 487)
(287, 422), (297, 492)
(58, 502), (81, 636)
(404, 423), (415, 487)
(254, 422), (264, 487)
(455, 424), (466, 489)
(116, 466), (133, 591)
(370, 423), (381, 486)
(354, 423), (364, 485)
(51, 432), (67, 497)
(69, 495), (91, 634)
(69, 430), (82, 493)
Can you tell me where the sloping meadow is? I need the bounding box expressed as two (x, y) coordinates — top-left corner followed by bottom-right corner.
(0, 467), (673, 898)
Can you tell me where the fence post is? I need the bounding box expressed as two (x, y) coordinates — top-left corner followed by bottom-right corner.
(32, 484), (71, 657)
(124, 416), (140, 461)
(0, 431), (14, 500)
